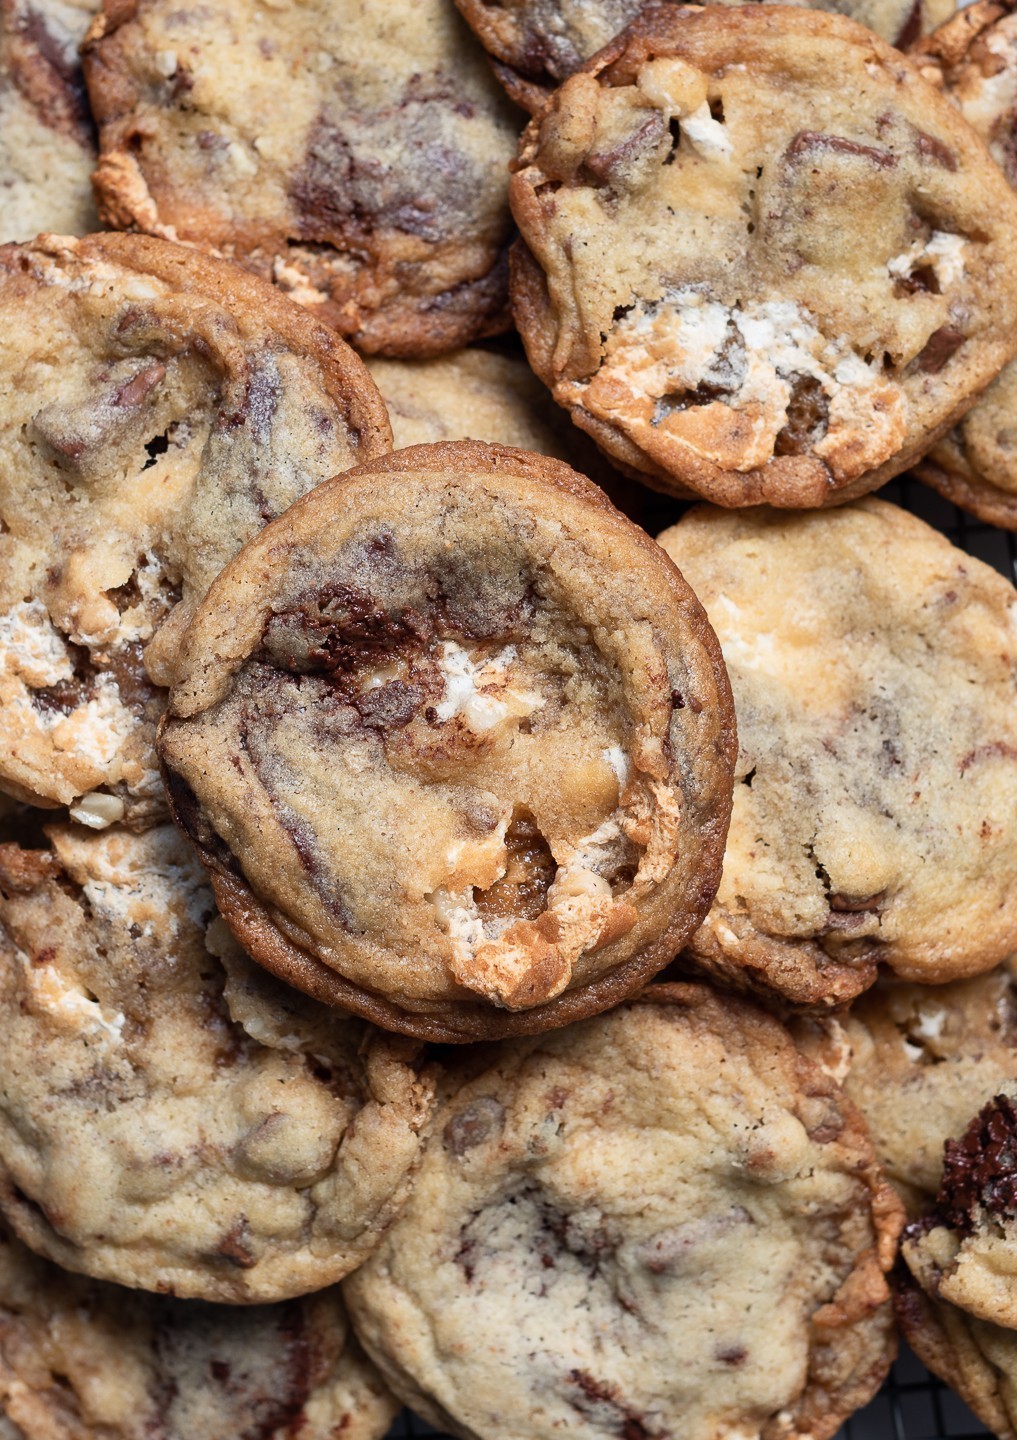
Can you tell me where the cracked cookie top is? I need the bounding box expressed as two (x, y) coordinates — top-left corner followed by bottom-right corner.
(0, 824), (434, 1302)
(510, 5), (1017, 506)
(83, 0), (520, 357)
(343, 983), (902, 1440)
(0, 1221), (398, 1440)
(913, 0), (1017, 527)
(456, 0), (957, 112)
(0, 0), (100, 241)
(158, 441), (736, 1043)
(658, 499), (1017, 1007)
(0, 232), (389, 828)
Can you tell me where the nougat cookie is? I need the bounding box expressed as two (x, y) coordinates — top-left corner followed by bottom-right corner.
(456, 0), (956, 112)
(83, 0), (520, 357)
(659, 500), (1017, 1007)
(366, 349), (573, 455)
(0, 0), (100, 241)
(510, 5), (1017, 506)
(0, 1222), (398, 1440)
(158, 442), (736, 1042)
(343, 984), (903, 1440)
(913, 0), (1017, 527)
(0, 232), (389, 828)
(0, 825), (434, 1302)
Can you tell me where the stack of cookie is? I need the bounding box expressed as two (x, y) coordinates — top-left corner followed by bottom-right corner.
(3, 2), (1017, 1439)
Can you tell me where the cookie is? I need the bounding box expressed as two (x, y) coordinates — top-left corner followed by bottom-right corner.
(799, 961), (1017, 1214)
(0, 1222), (398, 1440)
(366, 349), (573, 455)
(510, 5), (1017, 506)
(0, 0), (100, 241)
(158, 441), (736, 1043)
(0, 824), (435, 1302)
(895, 1265), (1017, 1440)
(83, 0), (520, 357)
(658, 499), (1017, 1008)
(343, 983), (903, 1440)
(456, 0), (957, 112)
(900, 1093), (1017, 1331)
(0, 232), (389, 828)
(910, 1), (1017, 527)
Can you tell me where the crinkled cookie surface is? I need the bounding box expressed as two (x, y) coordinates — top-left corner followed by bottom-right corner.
(0, 823), (434, 1302)
(344, 984), (902, 1440)
(159, 442), (736, 1042)
(0, 1221), (398, 1440)
(0, 0), (100, 241)
(455, 0), (957, 111)
(510, 5), (1017, 505)
(84, 0), (521, 356)
(0, 232), (388, 827)
(659, 500), (1017, 1006)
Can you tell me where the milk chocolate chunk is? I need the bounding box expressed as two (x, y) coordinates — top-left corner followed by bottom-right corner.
(159, 441), (736, 1042)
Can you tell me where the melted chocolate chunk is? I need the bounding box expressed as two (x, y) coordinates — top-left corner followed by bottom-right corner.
(914, 325), (965, 374)
(913, 129), (958, 172)
(261, 584), (433, 678)
(927, 1094), (1017, 1235)
(785, 131), (897, 169)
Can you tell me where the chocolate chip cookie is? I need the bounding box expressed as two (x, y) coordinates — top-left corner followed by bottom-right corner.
(912, 0), (1017, 527)
(158, 441), (736, 1042)
(0, 824), (434, 1302)
(659, 500), (1017, 1007)
(0, 0), (100, 241)
(456, 0), (956, 112)
(0, 1221), (398, 1440)
(511, 5), (1017, 505)
(0, 232), (389, 828)
(344, 983), (903, 1440)
(83, 0), (520, 356)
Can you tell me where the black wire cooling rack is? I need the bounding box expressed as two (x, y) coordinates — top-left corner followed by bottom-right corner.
(382, 469), (1012, 1440)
